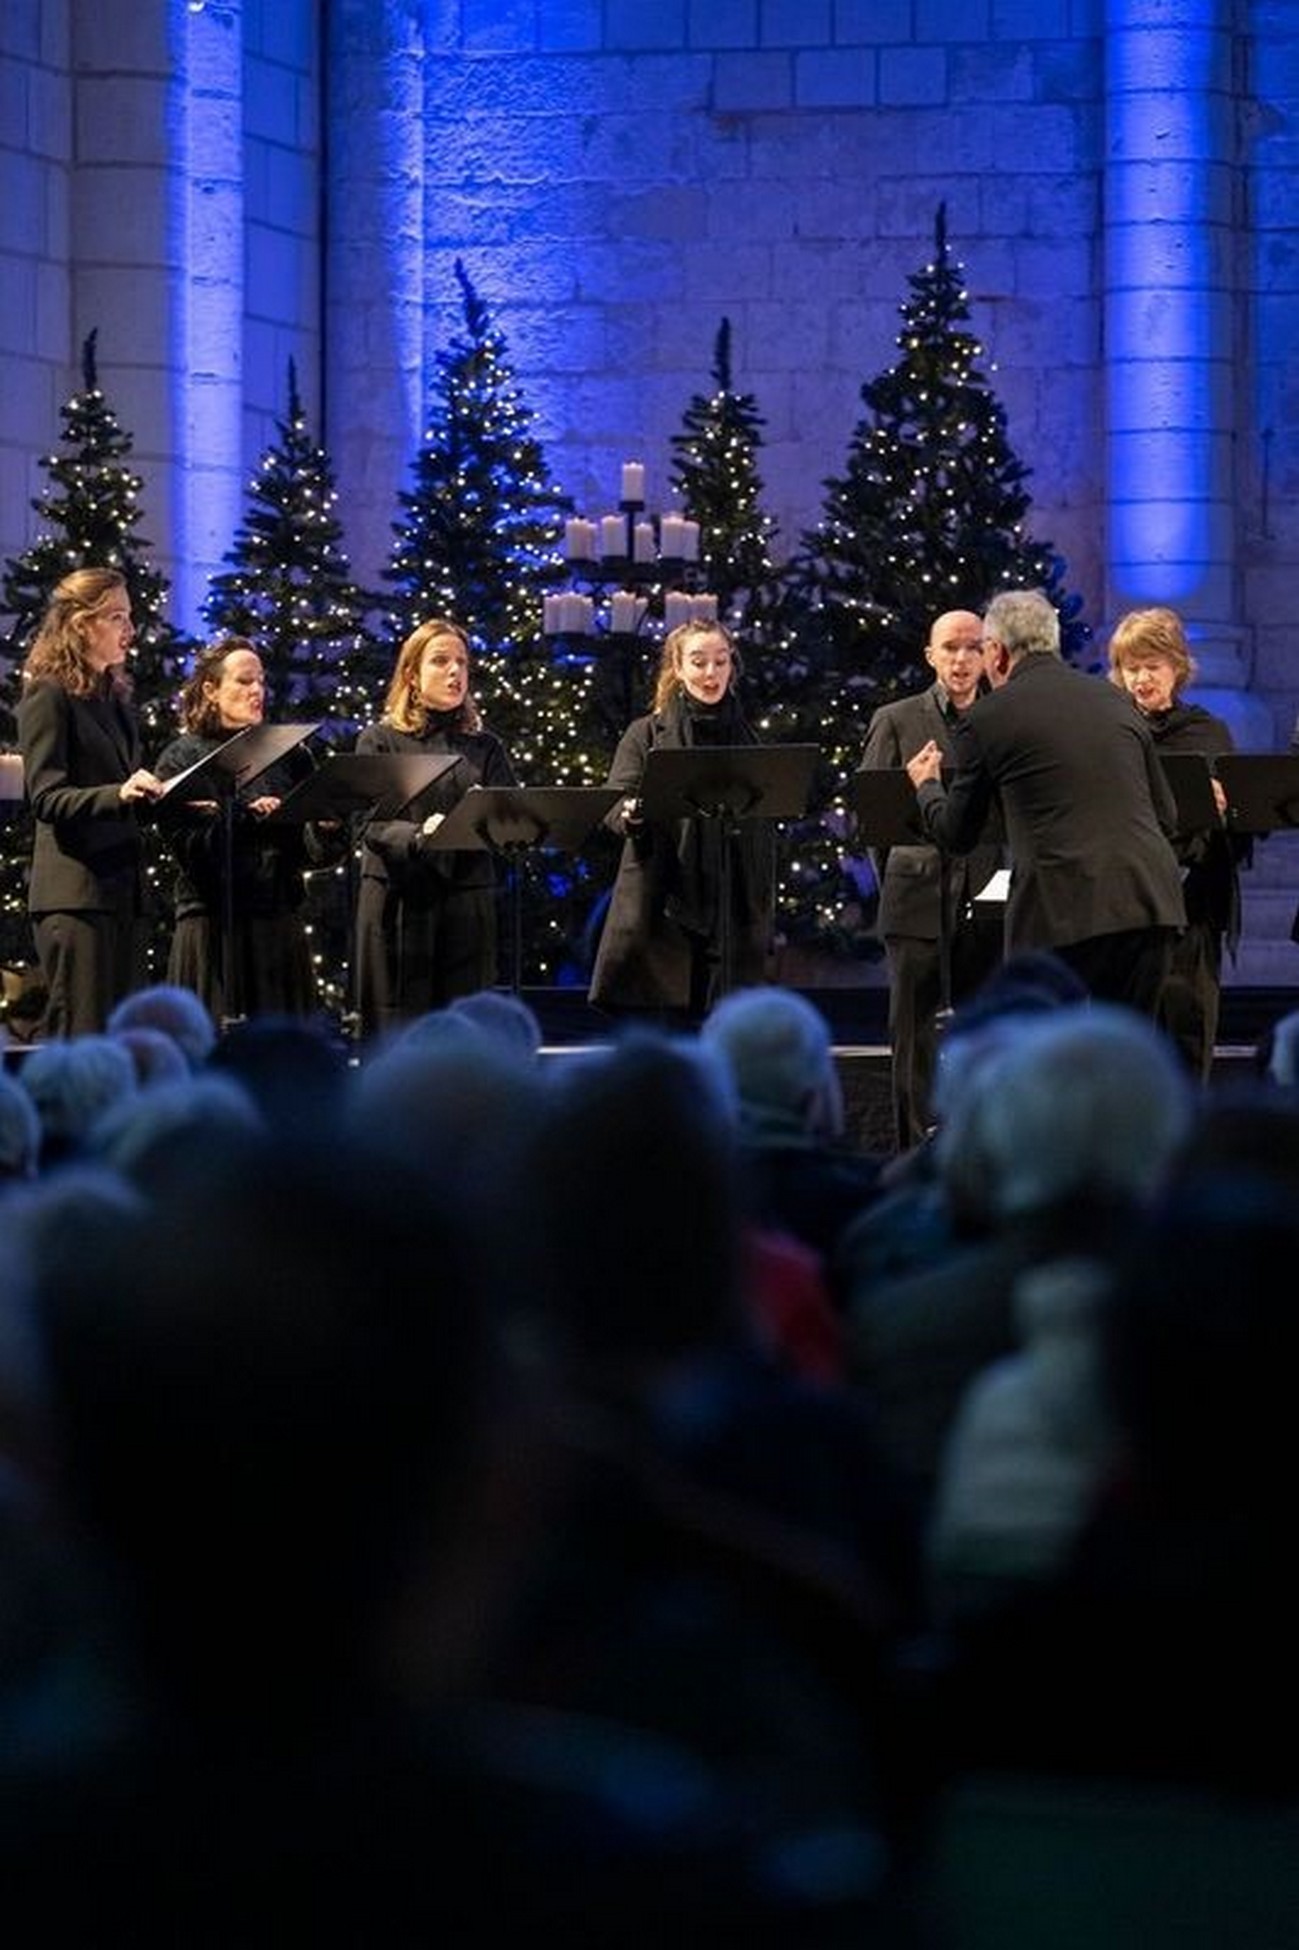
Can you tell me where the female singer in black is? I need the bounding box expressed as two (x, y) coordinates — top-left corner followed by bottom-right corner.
(353, 617), (516, 1041)
(155, 638), (339, 1023)
(588, 620), (774, 1021)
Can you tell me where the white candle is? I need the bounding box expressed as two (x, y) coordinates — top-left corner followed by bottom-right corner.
(691, 593), (718, 623)
(609, 590), (641, 634)
(620, 461), (646, 504)
(663, 591), (693, 631)
(632, 520), (656, 564)
(543, 594), (563, 634)
(564, 517), (595, 561)
(680, 519), (700, 562)
(659, 514), (685, 557)
(599, 514), (626, 558)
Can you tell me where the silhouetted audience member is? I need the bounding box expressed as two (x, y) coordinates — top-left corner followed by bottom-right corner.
(934, 1153), (1299, 1796)
(485, 1030), (932, 1930)
(206, 1012), (351, 1135)
(106, 982), (218, 1072)
(0, 1067), (40, 1184)
(0, 1121), (519, 1943)
(16, 1033), (138, 1170)
(844, 1003), (1194, 1519)
(699, 985), (885, 1294)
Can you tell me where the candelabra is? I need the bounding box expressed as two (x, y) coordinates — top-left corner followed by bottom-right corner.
(543, 463), (718, 731)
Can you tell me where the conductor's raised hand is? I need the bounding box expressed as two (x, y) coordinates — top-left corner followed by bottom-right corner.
(905, 741), (944, 789)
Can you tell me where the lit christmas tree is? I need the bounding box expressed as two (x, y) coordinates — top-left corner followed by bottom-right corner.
(1, 330), (190, 741)
(203, 358), (384, 739)
(382, 259), (623, 984)
(764, 206), (1091, 968)
(669, 317), (790, 643)
(383, 259), (572, 652)
(794, 203), (1089, 690)
(0, 331), (190, 1000)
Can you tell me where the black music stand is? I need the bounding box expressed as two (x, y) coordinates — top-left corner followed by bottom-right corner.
(426, 784), (621, 993)
(265, 750), (463, 825)
(1159, 752), (1223, 835)
(639, 743), (819, 997)
(158, 721), (322, 1028)
(851, 766), (963, 1017)
(1214, 754), (1299, 835)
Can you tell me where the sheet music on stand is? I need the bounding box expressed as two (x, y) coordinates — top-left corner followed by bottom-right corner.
(157, 721), (323, 800)
(638, 743), (819, 826)
(426, 784), (621, 992)
(265, 751), (463, 824)
(1158, 752), (1222, 836)
(1214, 754), (1299, 834)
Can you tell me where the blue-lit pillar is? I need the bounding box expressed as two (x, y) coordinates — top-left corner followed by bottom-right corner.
(169, 0), (246, 636)
(324, 0), (427, 595)
(1104, 0), (1268, 740)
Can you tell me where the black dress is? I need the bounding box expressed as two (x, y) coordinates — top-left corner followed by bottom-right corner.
(588, 690), (775, 1018)
(352, 715), (516, 1039)
(155, 731), (340, 1022)
(1145, 700), (1242, 1079)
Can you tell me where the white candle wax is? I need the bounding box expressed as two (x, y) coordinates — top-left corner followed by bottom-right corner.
(599, 514), (626, 558)
(663, 591), (693, 631)
(660, 514), (685, 557)
(632, 521), (656, 563)
(680, 519), (700, 562)
(620, 461), (646, 503)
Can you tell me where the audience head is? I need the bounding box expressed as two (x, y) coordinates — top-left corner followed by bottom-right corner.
(1102, 1160), (1299, 1518)
(445, 988), (543, 1065)
(109, 1024), (192, 1090)
(207, 1013), (350, 1134)
(106, 984), (218, 1072)
(700, 984), (843, 1142)
(87, 1069), (264, 1187)
(0, 1065), (41, 1182)
(936, 1002), (1194, 1232)
(18, 1035), (138, 1169)
(29, 1121), (494, 1730)
(503, 1030), (748, 1382)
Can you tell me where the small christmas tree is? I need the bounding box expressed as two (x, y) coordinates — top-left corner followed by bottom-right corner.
(383, 259), (572, 653)
(203, 358), (384, 740)
(0, 332), (189, 994)
(669, 318), (790, 643)
(795, 203), (1089, 690)
(1, 331), (190, 744)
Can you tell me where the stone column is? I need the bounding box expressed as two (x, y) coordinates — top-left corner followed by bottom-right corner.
(323, 0), (427, 596)
(1103, 0), (1270, 742)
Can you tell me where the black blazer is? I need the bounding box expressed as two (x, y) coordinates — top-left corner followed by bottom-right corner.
(915, 654), (1186, 952)
(16, 677), (146, 913)
(861, 683), (1003, 940)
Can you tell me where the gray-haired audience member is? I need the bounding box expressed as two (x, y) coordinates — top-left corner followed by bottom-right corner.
(106, 983), (218, 1072)
(699, 985), (883, 1288)
(845, 1003), (1195, 1518)
(17, 1034), (139, 1169)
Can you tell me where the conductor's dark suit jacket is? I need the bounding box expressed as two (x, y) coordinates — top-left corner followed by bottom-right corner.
(914, 653), (1186, 952)
(861, 684), (1003, 940)
(16, 677), (146, 916)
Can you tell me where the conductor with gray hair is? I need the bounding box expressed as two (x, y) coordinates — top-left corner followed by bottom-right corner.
(905, 589), (1186, 1018)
